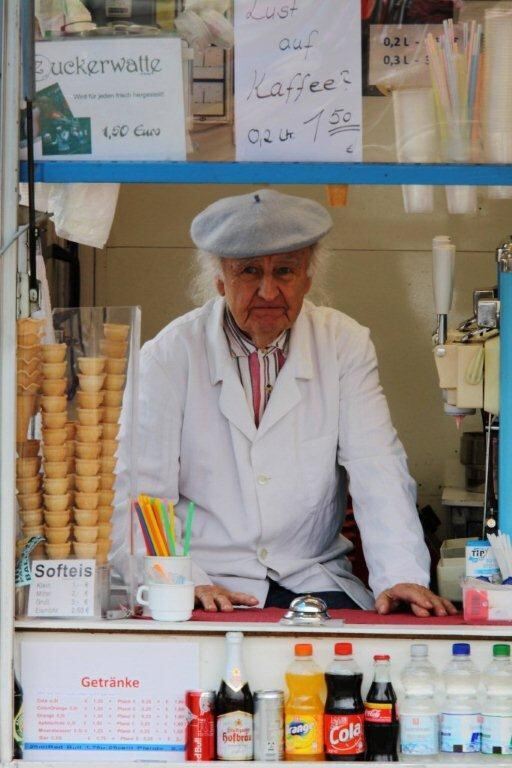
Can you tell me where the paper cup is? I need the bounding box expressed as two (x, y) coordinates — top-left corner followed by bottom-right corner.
(445, 185), (478, 215)
(77, 357), (106, 375)
(401, 185), (434, 214)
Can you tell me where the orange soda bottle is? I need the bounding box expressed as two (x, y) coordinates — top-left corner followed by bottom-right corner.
(285, 643), (326, 761)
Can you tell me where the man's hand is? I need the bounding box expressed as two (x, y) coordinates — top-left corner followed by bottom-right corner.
(375, 583), (458, 617)
(195, 585), (259, 612)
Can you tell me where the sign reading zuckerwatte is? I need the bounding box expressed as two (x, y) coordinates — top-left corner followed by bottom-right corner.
(235, 0), (362, 162)
(31, 37), (186, 161)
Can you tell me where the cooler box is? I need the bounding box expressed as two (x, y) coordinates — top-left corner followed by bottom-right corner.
(437, 537), (469, 601)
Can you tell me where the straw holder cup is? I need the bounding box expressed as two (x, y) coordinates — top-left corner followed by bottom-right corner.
(143, 555), (192, 584)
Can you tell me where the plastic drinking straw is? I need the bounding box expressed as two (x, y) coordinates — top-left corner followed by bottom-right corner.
(139, 495), (168, 556)
(141, 495), (169, 556)
(159, 499), (176, 557)
(183, 501), (195, 556)
(134, 501), (156, 556)
(168, 501), (176, 554)
(150, 496), (166, 543)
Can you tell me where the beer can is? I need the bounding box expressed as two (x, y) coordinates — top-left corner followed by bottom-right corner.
(185, 690), (216, 761)
(254, 690), (284, 761)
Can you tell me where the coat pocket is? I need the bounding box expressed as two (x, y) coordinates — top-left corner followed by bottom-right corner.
(300, 433), (338, 512)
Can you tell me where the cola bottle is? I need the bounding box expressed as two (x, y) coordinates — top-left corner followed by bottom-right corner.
(216, 632), (253, 761)
(364, 654), (399, 761)
(324, 642), (366, 761)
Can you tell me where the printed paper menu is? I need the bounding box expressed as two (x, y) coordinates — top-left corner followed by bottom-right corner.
(235, 0), (362, 161)
(21, 640), (199, 761)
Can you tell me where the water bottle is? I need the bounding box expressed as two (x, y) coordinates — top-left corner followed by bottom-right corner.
(399, 644), (439, 760)
(481, 644), (512, 756)
(440, 642), (481, 756)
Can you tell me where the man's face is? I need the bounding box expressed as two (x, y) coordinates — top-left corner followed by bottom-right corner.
(216, 248), (312, 348)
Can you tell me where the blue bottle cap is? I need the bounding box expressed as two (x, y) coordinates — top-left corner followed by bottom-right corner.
(453, 642), (470, 655)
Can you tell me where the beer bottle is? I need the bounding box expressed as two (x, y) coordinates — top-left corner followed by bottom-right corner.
(216, 632), (253, 760)
(13, 674), (23, 759)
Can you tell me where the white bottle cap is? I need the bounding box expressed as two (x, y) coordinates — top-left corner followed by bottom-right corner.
(411, 643), (428, 658)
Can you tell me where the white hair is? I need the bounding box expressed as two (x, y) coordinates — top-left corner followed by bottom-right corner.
(189, 240), (331, 307)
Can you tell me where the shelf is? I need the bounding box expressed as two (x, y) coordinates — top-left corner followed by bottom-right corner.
(13, 761), (512, 768)
(442, 486), (485, 508)
(14, 617), (512, 638)
(20, 161), (512, 185)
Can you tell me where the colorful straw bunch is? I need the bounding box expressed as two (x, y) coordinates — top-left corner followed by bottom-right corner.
(426, 19), (483, 157)
(135, 496), (195, 557)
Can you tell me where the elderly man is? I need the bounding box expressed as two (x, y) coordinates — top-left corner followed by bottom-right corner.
(116, 189), (455, 617)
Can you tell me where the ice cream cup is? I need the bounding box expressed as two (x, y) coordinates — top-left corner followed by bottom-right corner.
(103, 390), (123, 408)
(44, 477), (69, 495)
(101, 440), (118, 457)
(19, 510), (43, 526)
(104, 374), (126, 392)
(99, 473), (115, 490)
(17, 368), (41, 386)
(77, 357), (106, 375)
(65, 422), (77, 440)
(16, 439), (40, 458)
(76, 425), (102, 443)
(75, 442), (101, 460)
(42, 428), (67, 446)
(100, 339), (127, 359)
(74, 510), (99, 526)
(44, 493), (70, 512)
(98, 506), (113, 522)
(78, 374), (105, 393)
(73, 541), (97, 558)
(17, 332), (41, 348)
(44, 525), (71, 544)
(98, 490), (114, 506)
(75, 459), (100, 477)
(74, 526), (98, 544)
(18, 492), (43, 511)
(41, 343), (67, 364)
(17, 317), (44, 336)
(100, 456), (116, 473)
(103, 323), (130, 341)
(77, 391), (104, 409)
(16, 475), (41, 494)
(17, 342), (42, 359)
(22, 524), (44, 538)
(41, 395), (67, 413)
(98, 521), (112, 539)
(102, 422), (120, 439)
(46, 542), (71, 559)
(105, 357), (127, 375)
(44, 460), (68, 479)
(41, 378), (67, 397)
(42, 444), (67, 462)
(16, 456), (41, 478)
(16, 392), (39, 442)
(96, 538), (111, 554)
(75, 475), (100, 493)
(44, 510), (71, 527)
(42, 362), (67, 380)
(16, 355), (41, 375)
(41, 411), (67, 429)
(103, 407), (121, 424)
(75, 491), (99, 510)
(77, 408), (103, 427)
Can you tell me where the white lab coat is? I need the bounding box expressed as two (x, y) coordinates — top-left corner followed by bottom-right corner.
(113, 298), (430, 609)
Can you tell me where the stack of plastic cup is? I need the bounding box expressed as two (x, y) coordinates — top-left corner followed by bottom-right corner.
(392, 88), (438, 213)
(483, 7), (512, 198)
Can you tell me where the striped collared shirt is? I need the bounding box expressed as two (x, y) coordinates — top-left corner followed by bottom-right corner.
(223, 309), (290, 427)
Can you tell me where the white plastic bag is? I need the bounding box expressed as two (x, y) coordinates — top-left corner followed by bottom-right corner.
(48, 183), (120, 249)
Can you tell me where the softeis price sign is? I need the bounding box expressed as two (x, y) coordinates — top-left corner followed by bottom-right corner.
(27, 560), (96, 618)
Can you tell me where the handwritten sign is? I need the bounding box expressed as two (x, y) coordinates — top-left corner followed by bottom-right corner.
(235, 0), (362, 162)
(22, 640), (199, 761)
(26, 37), (186, 161)
(27, 560), (95, 618)
(369, 24), (460, 91)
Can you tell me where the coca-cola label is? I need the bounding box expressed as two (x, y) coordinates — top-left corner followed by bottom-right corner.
(325, 713), (365, 755)
(216, 711), (253, 760)
(365, 702), (393, 724)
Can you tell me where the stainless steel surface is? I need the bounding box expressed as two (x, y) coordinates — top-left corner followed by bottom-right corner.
(473, 288), (496, 316)
(496, 237), (512, 272)
(477, 299), (500, 329)
(437, 314), (447, 346)
(280, 594), (336, 625)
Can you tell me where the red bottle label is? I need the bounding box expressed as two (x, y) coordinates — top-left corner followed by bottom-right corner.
(364, 702), (393, 724)
(324, 713), (366, 755)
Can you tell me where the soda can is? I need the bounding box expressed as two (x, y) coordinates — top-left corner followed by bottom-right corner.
(185, 690), (216, 761)
(254, 690), (284, 761)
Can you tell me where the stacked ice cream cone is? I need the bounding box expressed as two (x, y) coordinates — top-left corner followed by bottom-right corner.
(40, 342), (73, 559)
(16, 318), (45, 556)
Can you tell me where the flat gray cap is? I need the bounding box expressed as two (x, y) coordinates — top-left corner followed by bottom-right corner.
(190, 189), (332, 258)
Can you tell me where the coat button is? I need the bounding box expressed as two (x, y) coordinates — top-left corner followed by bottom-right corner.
(259, 548), (268, 561)
(257, 474), (270, 485)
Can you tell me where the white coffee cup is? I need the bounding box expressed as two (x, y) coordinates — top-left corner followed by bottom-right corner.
(136, 582), (194, 622)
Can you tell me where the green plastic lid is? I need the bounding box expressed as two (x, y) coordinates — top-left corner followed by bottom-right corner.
(493, 644), (511, 657)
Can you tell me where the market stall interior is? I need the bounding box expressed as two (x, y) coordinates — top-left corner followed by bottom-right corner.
(2, 0), (512, 765)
